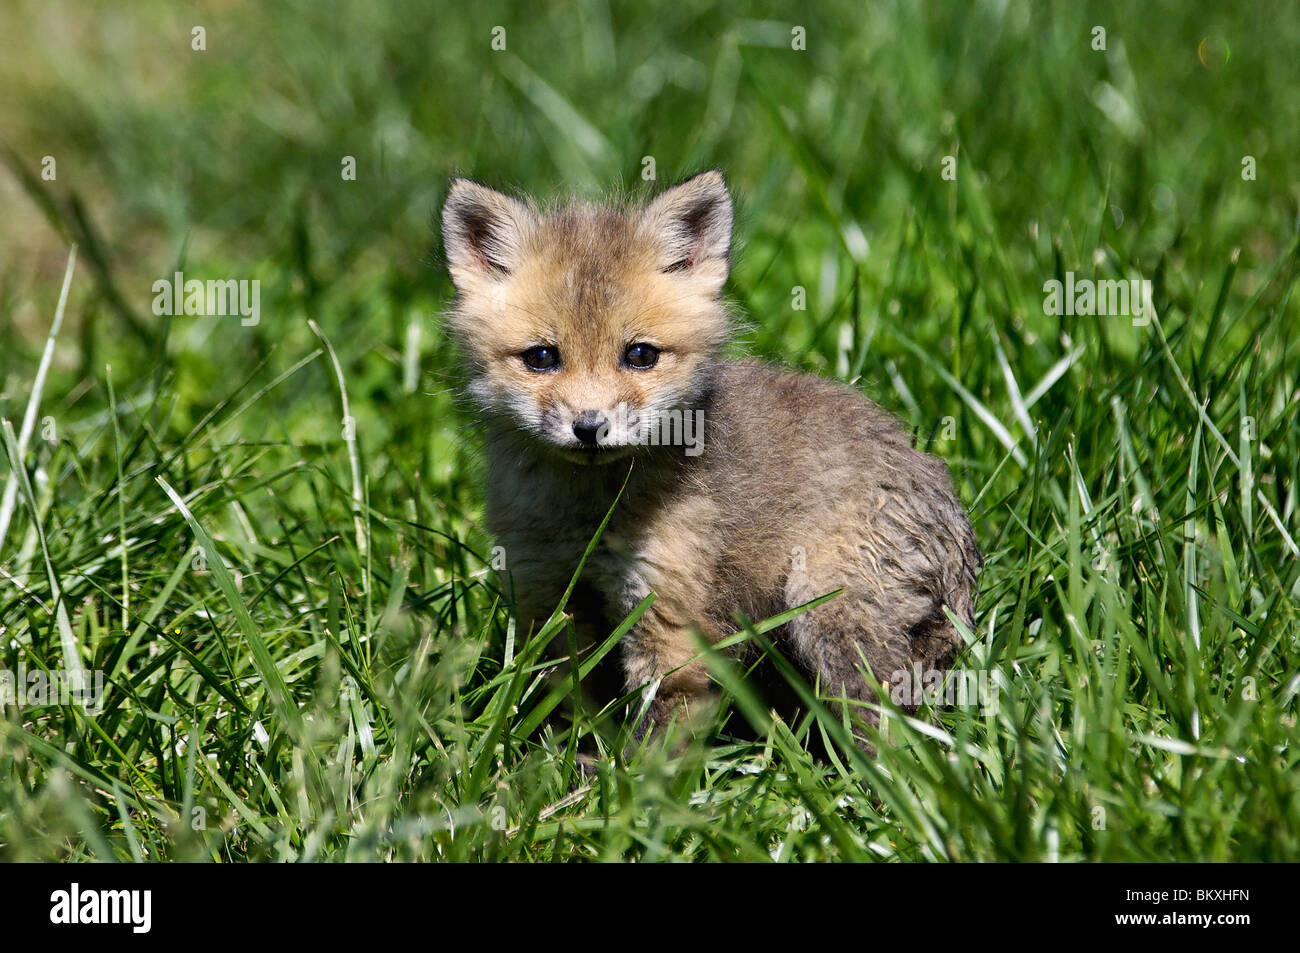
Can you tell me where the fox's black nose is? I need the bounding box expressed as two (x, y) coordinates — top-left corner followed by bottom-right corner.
(572, 411), (605, 446)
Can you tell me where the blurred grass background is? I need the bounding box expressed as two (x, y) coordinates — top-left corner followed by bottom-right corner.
(0, 0), (1297, 861)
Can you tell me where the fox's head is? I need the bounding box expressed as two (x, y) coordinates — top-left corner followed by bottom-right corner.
(441, 171), (733, 465)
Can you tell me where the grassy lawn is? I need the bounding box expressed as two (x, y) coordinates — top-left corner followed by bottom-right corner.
(0, 0), (1297, 861)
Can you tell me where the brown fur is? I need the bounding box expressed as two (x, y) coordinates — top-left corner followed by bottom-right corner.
(441, 171), (982, 747)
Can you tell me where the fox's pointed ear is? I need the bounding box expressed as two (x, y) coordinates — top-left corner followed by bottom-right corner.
(640, 170), (733, 280)
(441, 179), (536, 282)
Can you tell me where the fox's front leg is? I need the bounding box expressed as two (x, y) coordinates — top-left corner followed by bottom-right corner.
(621, 598), (717, 741)
(610, 521), (723, 740)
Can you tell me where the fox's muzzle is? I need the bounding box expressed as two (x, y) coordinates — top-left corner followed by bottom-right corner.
(572, 409), (610, 446)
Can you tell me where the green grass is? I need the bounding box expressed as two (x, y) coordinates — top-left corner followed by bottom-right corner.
(1, 0), (1298, 861)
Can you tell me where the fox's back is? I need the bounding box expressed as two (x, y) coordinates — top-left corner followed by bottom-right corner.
(696, 360), (981, 630)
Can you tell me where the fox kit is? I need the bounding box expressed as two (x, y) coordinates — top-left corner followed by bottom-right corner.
(441, 171), (981, 746)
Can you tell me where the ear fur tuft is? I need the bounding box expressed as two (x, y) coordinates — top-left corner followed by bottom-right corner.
(441, 179), (536, 280)
(640, 170), (733, 276)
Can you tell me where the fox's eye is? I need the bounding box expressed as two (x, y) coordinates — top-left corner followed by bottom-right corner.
(623, 343), (660, 369)
(521, 346), (560, 371)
